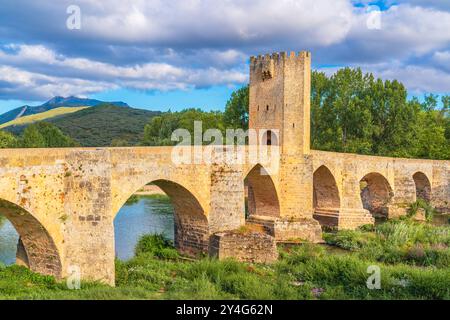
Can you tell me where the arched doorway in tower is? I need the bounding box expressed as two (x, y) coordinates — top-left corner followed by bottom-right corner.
(262, 130), (278, 146)
(413, 172), (431, 202)
(360, 173), (393, 219)
(312, 166), (340, 228)
(114, 180), (208, 261)
(244, 164), (280, 219)
(0, 199), (62, 278)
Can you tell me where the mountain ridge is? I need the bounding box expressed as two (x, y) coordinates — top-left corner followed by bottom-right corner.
(4, 104), (161, 147)
(0, 96), (129, 125)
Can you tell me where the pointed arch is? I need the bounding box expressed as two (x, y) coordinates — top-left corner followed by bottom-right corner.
(313, 165), (340, 210)
(114, 179), (209, 256)
(413, 172), (431, 202)
(245, 164), (280, 218)
(313, 165), (341, 227)
(0, 199), (62, 278)
(360, 172), (393, 219)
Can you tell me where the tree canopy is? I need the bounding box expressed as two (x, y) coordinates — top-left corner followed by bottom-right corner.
(142, 109), (224, 146)
(140, 72), (449, 159)
(0, 122), (79, 148)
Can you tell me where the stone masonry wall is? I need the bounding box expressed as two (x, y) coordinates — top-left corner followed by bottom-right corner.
(209, 231), (278, 263)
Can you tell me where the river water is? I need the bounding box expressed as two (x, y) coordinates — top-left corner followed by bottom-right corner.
(0, 195), (175, 265)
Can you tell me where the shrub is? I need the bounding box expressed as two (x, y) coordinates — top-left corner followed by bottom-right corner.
(134, 234), (179, 259)
(323, 230), (371, 251)
(407, 199), (436, 222)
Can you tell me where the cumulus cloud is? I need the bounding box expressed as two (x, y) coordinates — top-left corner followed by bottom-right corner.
(0, 44), (247, 100)
(0, 65), (116, 100)
(0, 0), (448, 101)
(393, 0), (450, 11)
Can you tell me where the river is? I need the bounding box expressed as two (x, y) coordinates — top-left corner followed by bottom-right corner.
(0, 195), (175, 265)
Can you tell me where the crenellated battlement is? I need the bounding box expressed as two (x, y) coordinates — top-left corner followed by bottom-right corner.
(250, 51), (310, 68)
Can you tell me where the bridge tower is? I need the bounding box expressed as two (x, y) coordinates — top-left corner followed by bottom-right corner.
(247, 51), (321, 241)
(249, 51), (311, 155)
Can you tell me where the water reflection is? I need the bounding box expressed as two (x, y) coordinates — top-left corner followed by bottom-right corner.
(114, 195), (174, 261)
(0, 195), (174, 265)
(0, 215), (19, 265)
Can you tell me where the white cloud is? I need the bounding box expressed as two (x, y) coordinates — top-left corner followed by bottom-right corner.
(432, 50), (450, 72)
(0, 44), (247, 99)
(342, 5), (450, 59)
(0, 65), (116, 100)
(79, 0), (354, 47)
(0, 0), (449, 100)
(394, 0), (450, 11)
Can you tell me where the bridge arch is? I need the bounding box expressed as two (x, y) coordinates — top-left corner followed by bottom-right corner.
(360, 172), (393, 219)
(114, 179), (209, 257)
(313, 165), (340, 210)
(313, 165), (340, 227)
(244, 164), (280, 218)
(0, 199), (62, 278)
(413, 172), (431, 202)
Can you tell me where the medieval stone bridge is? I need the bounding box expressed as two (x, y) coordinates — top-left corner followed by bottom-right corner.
(0, 51), (449, 285)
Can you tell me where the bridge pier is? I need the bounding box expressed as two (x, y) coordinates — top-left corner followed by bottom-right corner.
(60, 149), (115, 285)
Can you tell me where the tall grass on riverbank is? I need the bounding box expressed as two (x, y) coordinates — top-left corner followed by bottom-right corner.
(0, 219), (449, 300)
(324, 218), (450, 268)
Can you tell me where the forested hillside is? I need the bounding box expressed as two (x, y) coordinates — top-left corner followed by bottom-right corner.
(5, 105), (161, 147)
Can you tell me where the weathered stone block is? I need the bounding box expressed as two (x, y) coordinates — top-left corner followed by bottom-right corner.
(209, 231), (278, 263)
(246, 215), (323, 243)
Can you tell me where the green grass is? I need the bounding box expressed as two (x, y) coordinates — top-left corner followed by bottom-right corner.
(0, 107), (88, 129)
(324, 219), (450, 268)
(0, 221), (449, 300)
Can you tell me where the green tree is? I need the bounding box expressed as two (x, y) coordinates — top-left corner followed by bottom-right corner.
(141, 72), (448, 160)
(19, 122), (78, 148)
(312, 68), (374, 154)
(142, 109), (224, 146)
(223, 86), (249, 130)
(0, 130), (17, 148)
(111, 138), (130, 147)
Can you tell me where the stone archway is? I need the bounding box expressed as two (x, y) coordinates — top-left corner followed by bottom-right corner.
(360, 173), (393, 219)
(0, 199), (62, 278)
(313, 165), (340, 227)
(114, 179), (209, 257)
(262, 130), (279, 146)
(244, 164), (280, 218)
(413, 172), (431, 202)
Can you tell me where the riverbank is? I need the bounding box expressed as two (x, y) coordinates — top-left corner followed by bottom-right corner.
(0, 218), (448, 300)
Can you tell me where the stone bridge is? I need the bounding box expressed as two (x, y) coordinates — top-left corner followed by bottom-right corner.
(0, 51), (449, 285)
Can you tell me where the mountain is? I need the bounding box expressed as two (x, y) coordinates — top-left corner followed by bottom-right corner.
(0, 107), (88, 129)
(5, 104), (161, 147)
(0, 96), (129, 125)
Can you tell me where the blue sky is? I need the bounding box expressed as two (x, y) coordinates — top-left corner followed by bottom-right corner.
(0, 0), (449, 112)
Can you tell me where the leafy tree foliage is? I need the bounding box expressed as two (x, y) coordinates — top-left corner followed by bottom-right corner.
(5, 70), (444, 160)
(311, 69), (449, 159)
(19, 122), (79, 148)
(217, 69), (449, 160)
(223, 85), (249, 130)
(0, 130), (17, 148)
(142, 109), (224, 146)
